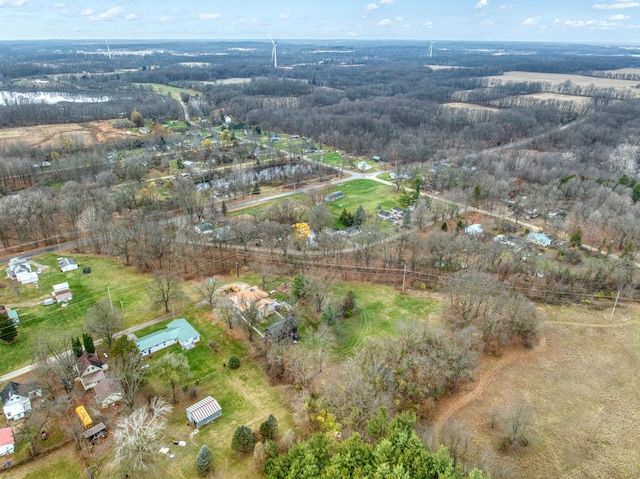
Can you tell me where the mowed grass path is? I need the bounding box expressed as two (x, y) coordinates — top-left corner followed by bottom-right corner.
(0, 254), (163, 374)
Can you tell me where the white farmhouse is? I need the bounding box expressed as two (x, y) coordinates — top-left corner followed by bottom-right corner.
(1, 382), (41, 421)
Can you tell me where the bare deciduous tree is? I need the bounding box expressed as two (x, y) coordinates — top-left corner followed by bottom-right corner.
(148, 272), (184, 313)
(85, 298), (124, 348)
(33, 336), (77, 394)
(113, 396), (173, 471)
(194, 277), (219, 309)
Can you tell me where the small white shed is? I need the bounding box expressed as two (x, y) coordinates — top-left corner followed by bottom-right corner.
(186, 396), (222, 428)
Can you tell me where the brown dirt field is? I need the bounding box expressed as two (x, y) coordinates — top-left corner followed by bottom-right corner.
(0, 121), (131, 148)
(431, 303), (640, 478)
(522, 93), (592, 104)
(485, 71), (640, 89)
(444, 102), (500, 112)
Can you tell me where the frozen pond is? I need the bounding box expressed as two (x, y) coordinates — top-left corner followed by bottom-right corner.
(0, 91), (112, 106)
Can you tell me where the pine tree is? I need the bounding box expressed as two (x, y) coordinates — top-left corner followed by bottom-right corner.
(83, 333), (96, 354)
(221, 200), (228, 216)
(196, 444), (213, 475)
(339, 208), (354, 227)
(353, 205), (366, 227)
(231, 425), (255, 455)
(72, 337), (83, 357)
(292, 273), (307, 299)
(402, 210), (412, 228)
(0, 314), (17, 343)
(260, 414), (279, 441)
(252, 182), (261, 195)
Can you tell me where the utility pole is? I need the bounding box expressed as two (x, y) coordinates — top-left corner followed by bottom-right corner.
(610, 290), (620, 321)
(402, 264), (407, 293)
(108, 287), (113, 312)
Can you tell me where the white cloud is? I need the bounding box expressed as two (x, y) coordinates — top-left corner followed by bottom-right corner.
(198, 13), (221, 20)
(395, 16), (403, 21)
(78, 8), (94, 16)
(593, 1), (640, 9)
(479, 19), (495, 24)
(279, 13), (290, 20)
(609, 13), (631, 19)
(565, 19), (596, 26)
(90, 6), (124, 21)
(158, 16), (175, 24)
(499, 4), (513, 8)
(365, 3), (378, 11)
(404, 24), (411, 28)
(523, 16), (541, 25)
(475, 0), (489, 8)
(424, 21), (433, 28)
(52, 3), (65, 7)
(377, 18), (393, 26)
(0, 0), (27, 6)
(124, 14), (137, 21)
(553, 18), (560, 23)
(238, 17), (262, 24)
(380, 0), (395, 3)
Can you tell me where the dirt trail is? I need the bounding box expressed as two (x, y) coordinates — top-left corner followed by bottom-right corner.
(433, 336), (547, 433)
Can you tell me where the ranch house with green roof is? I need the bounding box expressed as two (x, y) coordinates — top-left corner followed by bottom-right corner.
(134, 318), (200, 357)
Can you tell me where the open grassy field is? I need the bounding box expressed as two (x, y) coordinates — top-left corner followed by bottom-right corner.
(444, 102), (500, 112)
(331, 282), (445, 357)
(324, 179), (401, 218)
(134, 83), (201, 98)
(4, 446), (84, 479)
(0, 254), (178, 374)
(0, 121), (128, 148)
(435, 302), (640, 478)
(485, 71), (640, 88)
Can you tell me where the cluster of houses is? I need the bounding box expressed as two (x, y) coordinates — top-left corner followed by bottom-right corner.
(378, 206), (408, 224)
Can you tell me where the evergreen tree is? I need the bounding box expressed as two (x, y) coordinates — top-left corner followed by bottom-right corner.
(402, 210), (412, 228)
(353, 205), (366, 227)
(260, 414), (279, 441)
(441, 221), (448, 232)
(252, 182), (261, 195)
(196, 444), (213, 475)
(292, 273), (308, 299)
(341, 290), (356, 318)
(72, 337), (83, 357)
(339, 208), (354, 227)
(221, 200), (228, 216)
(228, 355), (241, 369)
(83, 333), (96, 354)
(0, 314), (17, 343)
(231, 425), (255, 455)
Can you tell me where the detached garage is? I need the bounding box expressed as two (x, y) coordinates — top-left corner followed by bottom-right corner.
(186, 396), (222, 429)
(0, 427), (14, 456)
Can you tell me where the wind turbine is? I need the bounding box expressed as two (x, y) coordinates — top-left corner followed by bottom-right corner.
(105, 40), (112, 59)
(428, 41), (435, 58)
(270, 36), (278, 68)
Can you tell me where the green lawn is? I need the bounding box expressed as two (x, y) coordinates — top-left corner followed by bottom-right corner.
(0, 254), (157, 374)
(331, 282), (444, 357)
(134, 83), (201, 98)
(229, 180), (402, 230)
(96, 308), (292, 479)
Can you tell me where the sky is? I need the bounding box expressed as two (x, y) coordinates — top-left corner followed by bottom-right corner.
(1, 0), (639, 44)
